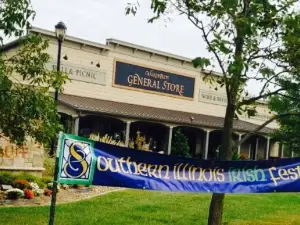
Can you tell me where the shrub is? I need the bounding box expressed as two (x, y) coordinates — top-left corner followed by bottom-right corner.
(15, 173), (38, 183)
(171, 128), (191, 158)
(14, 180), (30, 190)
(44, 188), (52, 196)
(5, 188), (24, 200)
(41, 176), (53, 185)
(24, 189), (34, 199)
(43, 152), (55, 176)
(0, 172), (17, 185)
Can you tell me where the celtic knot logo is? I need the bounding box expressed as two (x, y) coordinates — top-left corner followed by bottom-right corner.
(60, 140), (92, 180)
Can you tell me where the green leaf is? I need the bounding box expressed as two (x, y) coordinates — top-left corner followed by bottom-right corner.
(192, 57), (211, 69)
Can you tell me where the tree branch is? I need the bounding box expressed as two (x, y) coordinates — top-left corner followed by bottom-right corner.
(239, 88), (284, 106)
(234, 112), (300, 149)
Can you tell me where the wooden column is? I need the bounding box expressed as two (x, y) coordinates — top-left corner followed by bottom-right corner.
(265, 137), (270, 160)
(125, 121), (131, 147)
(167, 126), (173, 155)
(73, 117), (79, 135)
(204, 130), (210, 159)
(237, 133), (242, 154)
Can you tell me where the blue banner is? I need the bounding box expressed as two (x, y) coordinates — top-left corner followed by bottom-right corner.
(57, 133), (300, 193)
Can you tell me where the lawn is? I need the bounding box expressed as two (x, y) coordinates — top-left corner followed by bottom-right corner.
(1, 190), (300, 225)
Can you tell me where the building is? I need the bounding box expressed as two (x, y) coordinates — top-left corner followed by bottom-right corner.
(3, 27), (286, 160)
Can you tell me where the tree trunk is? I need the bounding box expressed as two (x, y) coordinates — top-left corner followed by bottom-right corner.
(207, 103), (235, 225)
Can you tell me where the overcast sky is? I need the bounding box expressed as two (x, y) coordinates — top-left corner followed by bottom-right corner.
(30, 0), (260, 94)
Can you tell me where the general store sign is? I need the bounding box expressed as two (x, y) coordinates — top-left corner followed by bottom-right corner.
(49, 62), (106, 85)
(113, 61), (195, 99)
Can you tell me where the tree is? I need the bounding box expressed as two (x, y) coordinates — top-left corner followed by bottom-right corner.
(0, 0), (67, 145)
(171, 128), (191, 158)
(125, 1), (300, 224)
(268, 14), (300, 157)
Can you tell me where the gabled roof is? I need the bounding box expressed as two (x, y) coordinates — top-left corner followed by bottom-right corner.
(58, 93), (274, 134)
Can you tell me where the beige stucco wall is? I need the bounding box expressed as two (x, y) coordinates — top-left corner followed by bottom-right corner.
(7, 33), (278, 130)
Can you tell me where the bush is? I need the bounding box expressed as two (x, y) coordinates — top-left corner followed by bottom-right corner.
(41, 176), (53, 184)
(24, 189), (34, 199)
(5, 188), (24, 200)
(171, 128), (191, 158)
(43, 152), (55, 176)
(14, 180), (30, 190)
(0, 172), (17, 185)
(14, 173), (39, 183)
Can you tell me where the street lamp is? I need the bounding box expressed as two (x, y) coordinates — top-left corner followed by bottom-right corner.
(49, 21), (67, 225)
(49, 21), (67, 156)
(53, 21), (67, 102)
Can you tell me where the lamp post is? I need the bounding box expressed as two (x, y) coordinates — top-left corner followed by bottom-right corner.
(48, 21), (67, 225)
(49, 21), (67, 156)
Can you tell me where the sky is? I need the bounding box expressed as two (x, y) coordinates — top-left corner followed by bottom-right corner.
(30, 0), (260, 94)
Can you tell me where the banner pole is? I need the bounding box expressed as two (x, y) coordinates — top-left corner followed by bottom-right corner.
(49, 132), (63, 225)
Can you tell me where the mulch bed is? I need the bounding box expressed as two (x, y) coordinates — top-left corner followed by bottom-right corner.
(0, 186), (123, 207)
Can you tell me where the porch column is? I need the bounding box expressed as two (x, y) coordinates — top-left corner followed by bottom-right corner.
(279, 144), (284, 158)
(167, 126), (173, 155)
(237, 133), (242, 154)
(125, 121), (131, 147)
(204, 130), (210, 159)
(265, 137), (270, 160)
(255, 138), (259, 160)
(73, 117), (79, 135)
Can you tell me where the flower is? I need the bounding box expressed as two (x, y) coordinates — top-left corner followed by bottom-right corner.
(14, 180), (30, 190)
(5, 188), (24, 200)
(24, 189), (34, 199)
(29, 182), (39, 190)
(44, 188), (52, 196)
(33, 189), (44, 196)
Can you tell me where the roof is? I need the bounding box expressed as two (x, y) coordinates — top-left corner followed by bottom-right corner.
(2, 27), (110, 52)
(58, 94), (274, 134)
(106, 38), (191, 62)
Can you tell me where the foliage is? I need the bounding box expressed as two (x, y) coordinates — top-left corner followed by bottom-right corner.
(40, 176), (53, 186)
(43, 150), (55, 176)
(24, 189), (34, 199)
(231, 151), (239, 161)
(0, 0), (68, 145)
(0, 172), (17, 185)
(171, 128), (190, 158)
(5, 188), (24, 200)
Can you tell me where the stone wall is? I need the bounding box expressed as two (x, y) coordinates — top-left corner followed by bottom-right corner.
(0, 134), (44, 177)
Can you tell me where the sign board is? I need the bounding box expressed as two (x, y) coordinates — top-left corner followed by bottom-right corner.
(57, 133), (300, 193)
(198, 90), (227, 106)
(49, 62), (106, 85)
(113, 61), (195, 99)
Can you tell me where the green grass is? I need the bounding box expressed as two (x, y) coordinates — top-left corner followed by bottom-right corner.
(1, 190), (300, 225)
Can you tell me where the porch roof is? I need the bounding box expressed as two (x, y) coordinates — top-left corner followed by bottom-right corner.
(58, 94), (274, 135)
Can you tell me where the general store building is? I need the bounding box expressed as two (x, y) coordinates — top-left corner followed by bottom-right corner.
(4, 27), (285, 160)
